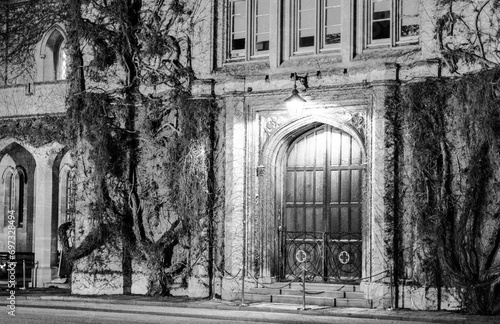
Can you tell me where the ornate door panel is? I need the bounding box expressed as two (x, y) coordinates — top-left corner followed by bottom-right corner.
(282, 124), (363, 282)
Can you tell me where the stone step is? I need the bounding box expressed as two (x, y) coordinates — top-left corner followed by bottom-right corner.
(244, 293), (272, 303)
(245, 282), (371, 308)
(248, 287), (365, 298)
(288, 282), (359, 292)
(345, 291), (365, 299)
(43, 282), (70, 289)
(280, 288), (345, 298)
(272, 294), (335, 307)
(270, 294), (373, 308)
(254, 282), (360, 292)
(247, 287), (281, 295)
(336, 298), (373, 308)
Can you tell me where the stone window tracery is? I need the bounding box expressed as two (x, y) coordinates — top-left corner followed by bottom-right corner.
(2, 166), (26, 228)
(40, 27), (67, 81)
(59, 166), (76, 226)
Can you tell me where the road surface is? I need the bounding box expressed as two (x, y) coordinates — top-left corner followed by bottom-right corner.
(3, 305), (443, 324)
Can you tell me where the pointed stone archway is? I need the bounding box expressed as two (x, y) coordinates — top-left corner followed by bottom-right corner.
(255, 115), (367, 283)
(0, 142), (37, 254)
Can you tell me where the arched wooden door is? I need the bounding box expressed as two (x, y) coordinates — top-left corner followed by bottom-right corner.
(281, 124), (364, 282)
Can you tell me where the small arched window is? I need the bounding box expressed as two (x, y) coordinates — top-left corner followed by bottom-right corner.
(59, 166), (75, 226)
(42, 28), (67, 81)
(2, 166), (26, 227)
(57, 165), (75, 273)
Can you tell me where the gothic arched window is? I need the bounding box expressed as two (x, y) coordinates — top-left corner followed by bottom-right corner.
(59, 166), (76, 226)
(41, 28), (67, 81)
(2, 166), (26, 227)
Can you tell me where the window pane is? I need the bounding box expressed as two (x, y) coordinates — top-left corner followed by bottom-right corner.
(340, 207), (349, 233)
(299, 0), (314, 10)
(315, 207), (324, 232)
(256, 15), (269, 34)
(4, 172), (13, 227)
(254, 0), (269, 54)
(325, 26), (341, 44)
(232, 33), (246, 50)
(402, 17), (419, 37)
(401, 0), (419, 37)
(373, 20), (390, 40)
(330, 207), (340, 233)
(60, 174), (68, 224)
(305, 207), (315, 232)
(373, 0), (390, 19)
(315, 170), (324, 203)
(299, 31), (315, 47)
(231, 1), (246, 53)
(351, 140), (362, 164)
(326, 0), (341, 6)
(372, 0), (391, 41)
(296, 207), (305, 232)
(296, 171), (304, 202)
(299, 10), (315, 29)
(15, 173), (23, 226)
(351, 169), (361, 202)
(331, 131), (341, 166)
(331, 170), (340, 203)
(340, 170), (350, 202)
(324, 0), (341, 47)
(325, 7), (341, 26)
(286, 171), (294, 202)
(298, 0), (315, 48)
(351, 207), (361, 233)
(286, 207), (295, 230)
(57, 46), (67, 80)
(232, 3), (246, 32)
(403, 0), (418, 16)
(305, 171), (314, 202)
(233, 1), (246, 17)
(340, 133), (351, 165)
(255, 34), (269, 51)
(256, 0), (269, 15)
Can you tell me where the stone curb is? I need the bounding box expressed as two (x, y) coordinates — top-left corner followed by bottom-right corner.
(14, 295), (500, 324)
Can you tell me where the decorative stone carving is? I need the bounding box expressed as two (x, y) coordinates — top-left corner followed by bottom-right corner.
(349, 112), (365, 135)
(256, 165), (265, 177)
(263, 116), (285, 136)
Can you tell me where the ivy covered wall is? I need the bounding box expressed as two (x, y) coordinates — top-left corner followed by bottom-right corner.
(387, 67), (500, 314)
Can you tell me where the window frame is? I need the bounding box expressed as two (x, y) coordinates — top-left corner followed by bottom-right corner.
(39, 26), (68, 82)
(291, 0), (343, 56)
(2, 166), (26, 228)
(54, 39), (67, 80)
(396, 0), (420, 45)
(59, 166), (76, 226)
(227, 0), (271, 61)
(366, 0), (419, 48)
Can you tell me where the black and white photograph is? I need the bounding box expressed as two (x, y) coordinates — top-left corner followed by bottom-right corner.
(0, 0), (499, 323)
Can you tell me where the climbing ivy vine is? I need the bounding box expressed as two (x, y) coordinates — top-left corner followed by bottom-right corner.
(391, 67), (500, 315)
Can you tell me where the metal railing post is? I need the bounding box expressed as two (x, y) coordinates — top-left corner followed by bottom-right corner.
(302, 266), (306, 310)
(389, 267), (394, 309)
(22, 259), (26, 289)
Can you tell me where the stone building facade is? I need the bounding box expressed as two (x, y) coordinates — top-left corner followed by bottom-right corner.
(0, 0), (490, 310)
(209, 0), (453, 310)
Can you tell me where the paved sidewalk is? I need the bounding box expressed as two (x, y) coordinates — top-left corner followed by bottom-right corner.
(2, 288), (500, 324)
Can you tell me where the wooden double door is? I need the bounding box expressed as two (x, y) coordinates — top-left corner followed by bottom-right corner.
(282, 124), (364, 281)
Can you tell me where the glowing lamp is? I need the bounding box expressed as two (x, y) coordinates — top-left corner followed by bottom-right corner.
(284, 84), (306, 116)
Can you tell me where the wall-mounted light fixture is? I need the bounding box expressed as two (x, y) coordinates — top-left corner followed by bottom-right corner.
(285, 73), (308, 116)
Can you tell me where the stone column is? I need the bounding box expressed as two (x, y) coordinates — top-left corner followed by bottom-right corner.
(222, 96), (247, 300)
(33, 151), (56, 287)
(364, 81), (397, 308)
